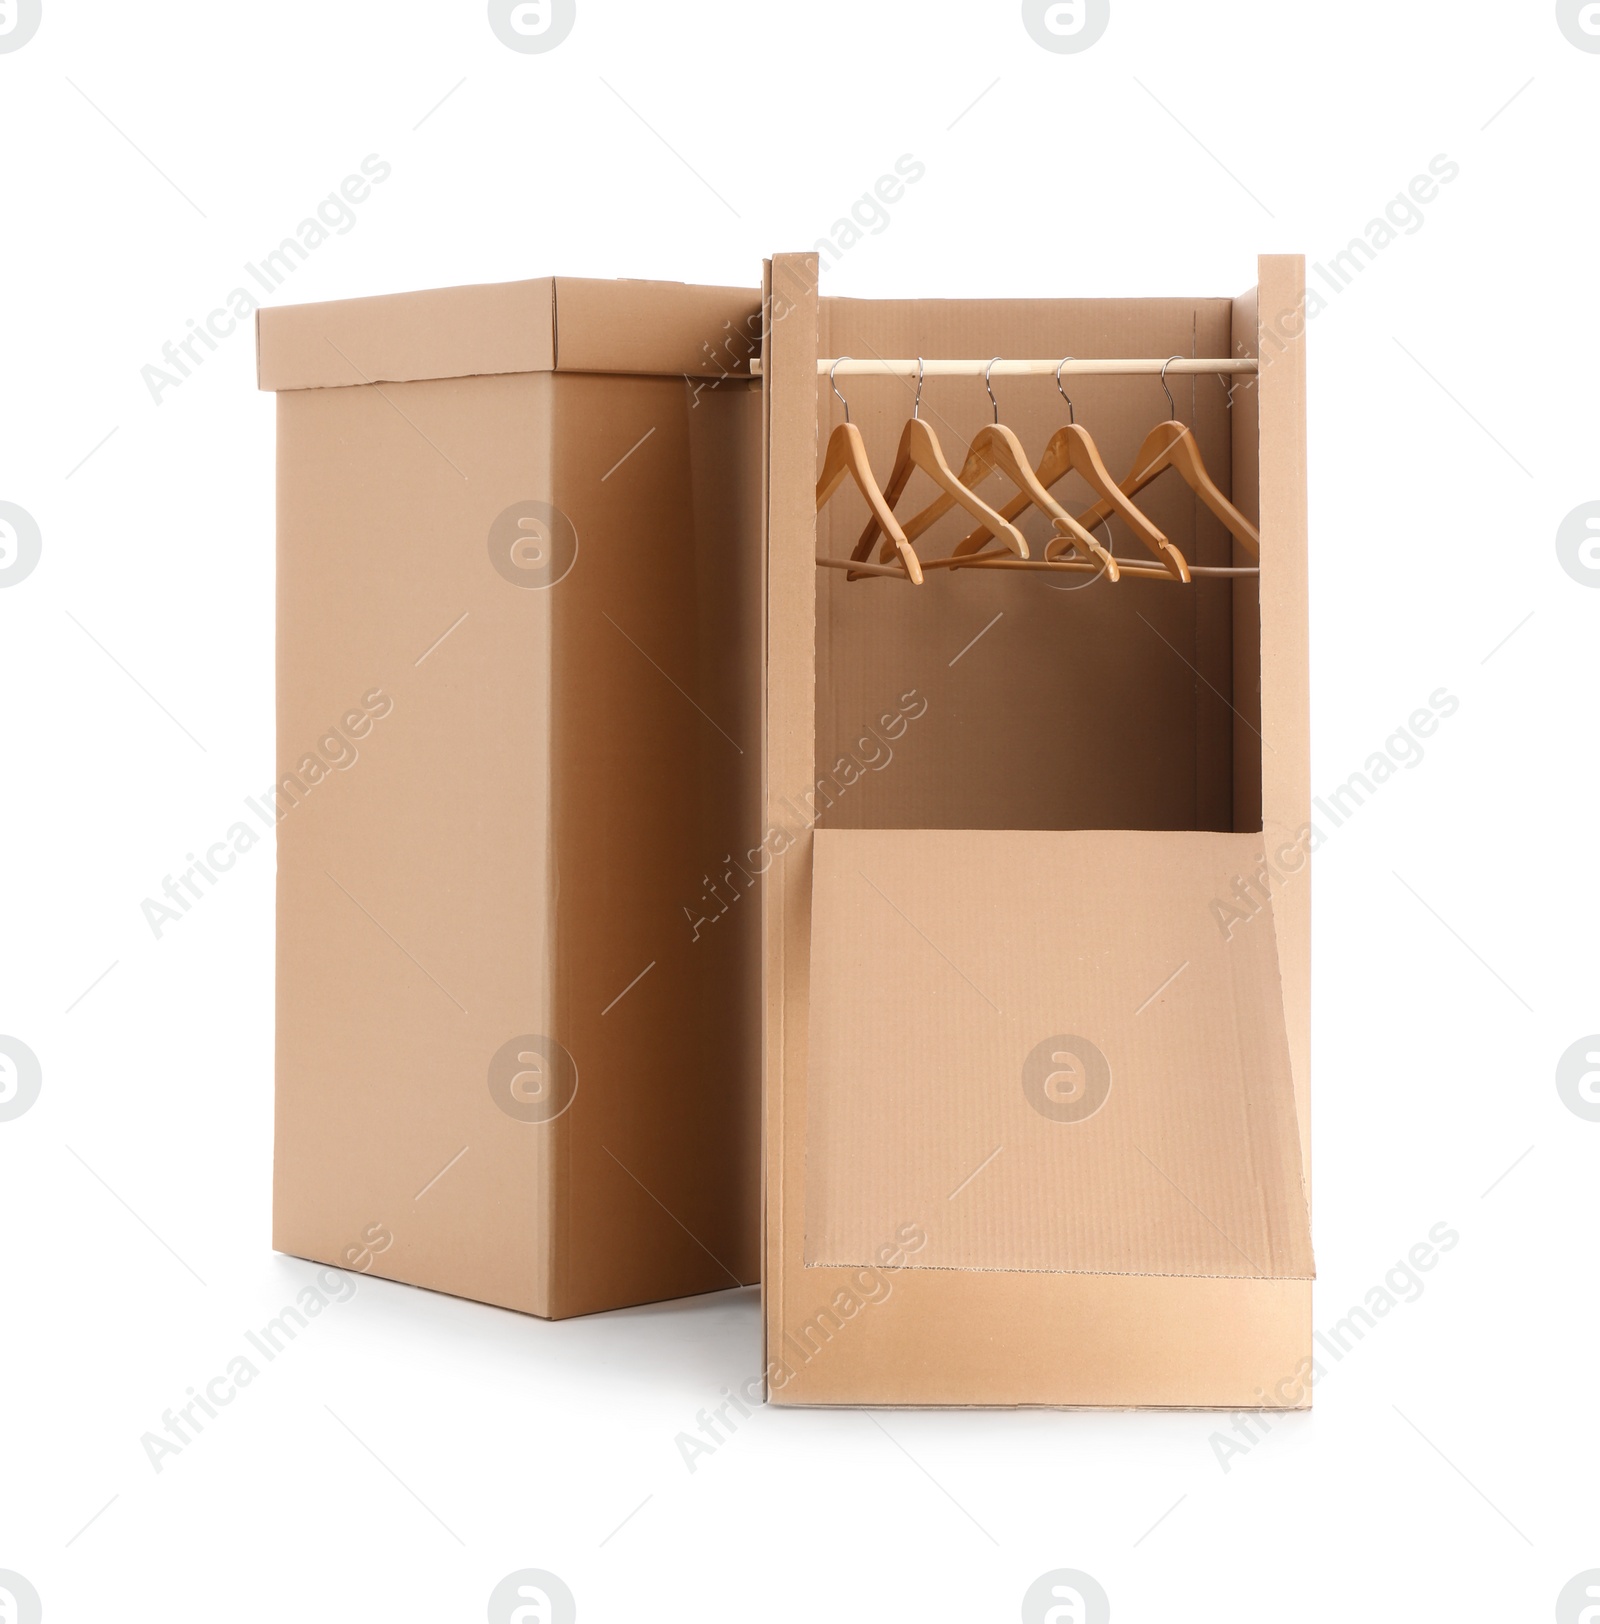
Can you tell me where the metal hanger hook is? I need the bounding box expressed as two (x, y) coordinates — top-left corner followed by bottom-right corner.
(1054, 357), (1076, 426)
(830, 356), (852, 424)
(1160, 355), (1183, 421)
(985, 356), (1002, 424)
(913, 356), (924, 420)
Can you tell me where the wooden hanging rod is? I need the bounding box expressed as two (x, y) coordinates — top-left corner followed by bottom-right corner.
(747, 357), (1258, 379)
(816, 556), (1260, 580)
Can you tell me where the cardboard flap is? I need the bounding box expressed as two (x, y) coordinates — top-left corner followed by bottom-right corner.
(806, 829), (1313, 1281)
(257, 276), (761, 392)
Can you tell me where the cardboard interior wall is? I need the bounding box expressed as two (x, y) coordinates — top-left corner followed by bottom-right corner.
(761, 254), (1313, 1407)
(261, 277), (765, 1319)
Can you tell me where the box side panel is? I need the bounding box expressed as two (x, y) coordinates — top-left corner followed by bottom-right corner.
(1254, 257), (1312, 1180)
(552, 279), (763, 378)
(545, 374), (764, 1317)
(273, 374), (557, 1315)
(764, 254), (823, 1388)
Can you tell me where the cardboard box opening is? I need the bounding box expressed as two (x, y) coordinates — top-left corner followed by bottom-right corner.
(811, 294), (1262, 840)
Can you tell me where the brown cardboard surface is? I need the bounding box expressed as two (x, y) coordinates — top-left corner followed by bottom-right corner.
(259, 279), (557, 393)
(274, 371), (560, 1313)
(545, 373), (765, 1317)
(762, 254), (822, 1395)
(762, 254), (1312, 1407)
(258, 275), (762, 392)
(552, 277), (764, 378)
(805, 829), (1311, 1280)
(768, 1270), (1313, 1410)
(1254, 258), (1313, 1182)
(1230, 282), (1264, 834)
(270, 275), (765, 1318)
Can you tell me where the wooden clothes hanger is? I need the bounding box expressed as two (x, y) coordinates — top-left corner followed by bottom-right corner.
(815, 359), (925, 585)
(902, 358), (1120, 580)
(951, 359), (1189, 582)
(1040, 361), (1187, 579)
(849, 358), (1029, 574)
(1070, 356), (1261, 560)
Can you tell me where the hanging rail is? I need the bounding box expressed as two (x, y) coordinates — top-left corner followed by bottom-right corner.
(816, 556), (1259, 580)
(749, 357), (1257, 379)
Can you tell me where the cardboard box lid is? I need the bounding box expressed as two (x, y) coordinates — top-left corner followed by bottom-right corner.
(256, 276), (760, 393)
(805, 828), (1313, 1282)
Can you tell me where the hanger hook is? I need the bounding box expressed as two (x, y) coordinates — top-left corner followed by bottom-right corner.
(985, 356), (1002, 424)
(1054, 357), (1076, 426)
(913, 355), (924, 420)
(830, 356), (852, 424)
(1160, 355), (1183, 421)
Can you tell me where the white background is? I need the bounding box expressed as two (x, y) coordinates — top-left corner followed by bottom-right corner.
(2, 2), (1596, 1620)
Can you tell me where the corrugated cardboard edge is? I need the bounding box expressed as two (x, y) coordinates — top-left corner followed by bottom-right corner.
(1230, 281), (1263, 835)
(1253, 256), (1313, 1194)
(758, 261), (775, 1337)
(761, 254), (821, 1401)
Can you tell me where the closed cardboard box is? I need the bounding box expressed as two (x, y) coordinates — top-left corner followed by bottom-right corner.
(260, 276), (765, 1318)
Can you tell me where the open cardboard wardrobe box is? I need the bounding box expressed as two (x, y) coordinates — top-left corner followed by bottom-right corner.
(759, 253), (1314, 1408)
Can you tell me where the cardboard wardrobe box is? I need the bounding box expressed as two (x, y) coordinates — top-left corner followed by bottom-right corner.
(259, 276), (766, 1318)
(759, 253), (1315, 1407)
